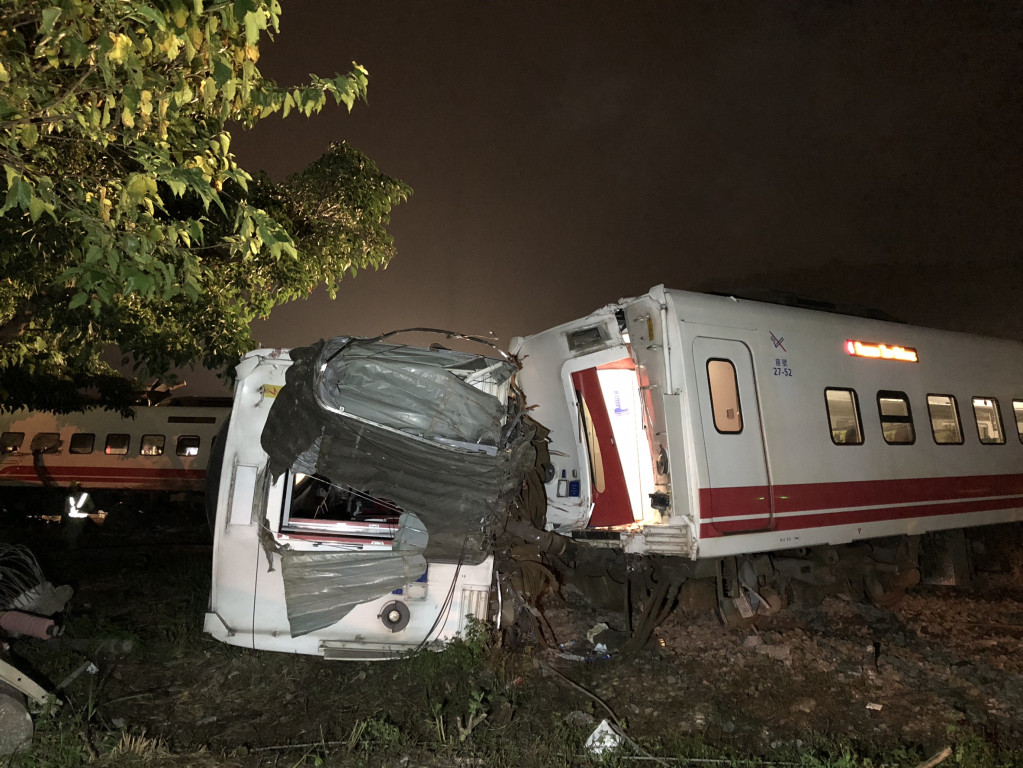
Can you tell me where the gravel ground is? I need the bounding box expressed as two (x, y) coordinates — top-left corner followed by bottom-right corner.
(5, 504), (1023, 764)
(540, 558), (1023, 756)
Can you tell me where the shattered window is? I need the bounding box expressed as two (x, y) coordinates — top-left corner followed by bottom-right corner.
(280, 472), (401, 545)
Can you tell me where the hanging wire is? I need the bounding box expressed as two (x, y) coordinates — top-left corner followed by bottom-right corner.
(0, 544), (46, 609)
(296, 474), (404, 515)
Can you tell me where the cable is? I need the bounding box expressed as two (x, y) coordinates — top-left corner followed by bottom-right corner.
(0, 544), (46, 609)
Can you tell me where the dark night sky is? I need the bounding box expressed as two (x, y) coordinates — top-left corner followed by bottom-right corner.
(202, 1), (1021, 389)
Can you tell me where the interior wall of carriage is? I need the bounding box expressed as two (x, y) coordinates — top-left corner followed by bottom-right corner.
(658, 290), (1023, 558)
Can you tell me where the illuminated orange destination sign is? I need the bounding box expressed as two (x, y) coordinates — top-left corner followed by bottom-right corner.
(845, 339), (918, 362)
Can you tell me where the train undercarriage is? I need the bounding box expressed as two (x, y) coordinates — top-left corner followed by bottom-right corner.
(497, 522), (994, 654)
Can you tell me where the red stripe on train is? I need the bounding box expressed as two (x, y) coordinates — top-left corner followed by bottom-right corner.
(0, 465), (204, 489)
(702, 474), (1023, 518)
(698, 473), (1023, 537)
(0, 466), (203, 479)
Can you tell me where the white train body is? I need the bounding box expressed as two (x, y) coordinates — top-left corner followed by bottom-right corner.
(513, 286), (1023, 560)
(0, 400), (230, 492)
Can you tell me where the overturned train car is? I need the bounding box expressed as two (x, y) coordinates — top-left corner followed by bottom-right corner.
(204, 337), (536, 659)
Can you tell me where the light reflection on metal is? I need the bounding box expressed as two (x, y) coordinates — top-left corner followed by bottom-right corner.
(845, 339), (918, 363)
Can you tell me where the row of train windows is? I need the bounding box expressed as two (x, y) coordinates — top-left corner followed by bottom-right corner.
(705, 360), (1023, 446)
(0, 432), (202, 457)
(824, 390), (1023, 446)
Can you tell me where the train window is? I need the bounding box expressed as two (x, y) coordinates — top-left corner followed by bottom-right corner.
(176, 435), (200, 457)
(707, 359), (742, 433)
(877, 391), (915, 444)
(1, 432), (24, 453)
(1013, 400), (1023, 443)
(280, 472), (403, 544)
(105, 434), (130, 455)
(69, 433), (95, 454)
(140, 434), (166, 456)
(825, 388), (863, 445)
(30, 433), (62, 453)
(926, 395), (963, 445)
(972, 397), (1005, 445)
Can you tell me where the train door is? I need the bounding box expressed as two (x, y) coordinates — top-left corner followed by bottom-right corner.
(693, 338), (773, 533)
(571, 360), (657, 528)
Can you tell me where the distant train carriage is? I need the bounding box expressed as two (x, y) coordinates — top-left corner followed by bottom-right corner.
(0, 398), (232, 493)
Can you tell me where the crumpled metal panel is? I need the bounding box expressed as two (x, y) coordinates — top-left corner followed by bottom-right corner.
(315, 339), (514, 446)
(279, 513), (429, 637)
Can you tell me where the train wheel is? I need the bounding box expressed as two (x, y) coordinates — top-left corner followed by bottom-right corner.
(755, 586), (785, 616)
(865, 568), (919, 607)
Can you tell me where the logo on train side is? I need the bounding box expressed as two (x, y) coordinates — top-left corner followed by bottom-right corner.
(769, 332), (793, 377)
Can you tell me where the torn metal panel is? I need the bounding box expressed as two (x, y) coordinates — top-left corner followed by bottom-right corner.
(262, 337), (534, 559)
(276, 512), (428, 637)
(281, 550), (428, 637)
(315, 339), (512, 445)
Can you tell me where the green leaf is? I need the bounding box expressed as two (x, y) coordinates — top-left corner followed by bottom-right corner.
(19, 124), (39, 150)
(69, 292), (89, 310)
(40, 7), (62, 36)
(243, 11), (264, 46)
(133, 5), (168, 30)
(212, 57), (233, 88)
(126, 173), (157, 203)
(28, 195), (46, 222)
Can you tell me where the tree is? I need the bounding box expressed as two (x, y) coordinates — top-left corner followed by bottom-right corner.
(0, 0), (410, 413)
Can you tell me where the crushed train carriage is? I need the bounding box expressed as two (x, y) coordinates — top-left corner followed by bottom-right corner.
(205, 287), (1023, 657)
(203, 335), (538, 659)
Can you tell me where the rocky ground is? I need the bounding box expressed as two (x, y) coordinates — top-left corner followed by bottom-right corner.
(545, 582), (1023, 756)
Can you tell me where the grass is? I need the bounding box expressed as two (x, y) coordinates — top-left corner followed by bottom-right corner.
(10, 634), (1023, 768)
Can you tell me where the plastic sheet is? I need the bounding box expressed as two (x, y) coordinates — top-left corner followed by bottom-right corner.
(280, 550), (429, 637)
(315, 339), (512, 445)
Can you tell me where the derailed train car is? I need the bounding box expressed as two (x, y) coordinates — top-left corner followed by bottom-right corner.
(513, 286), (1023, 623)
(203, 336), (537, 659)
(205, 287), (1023, 657)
